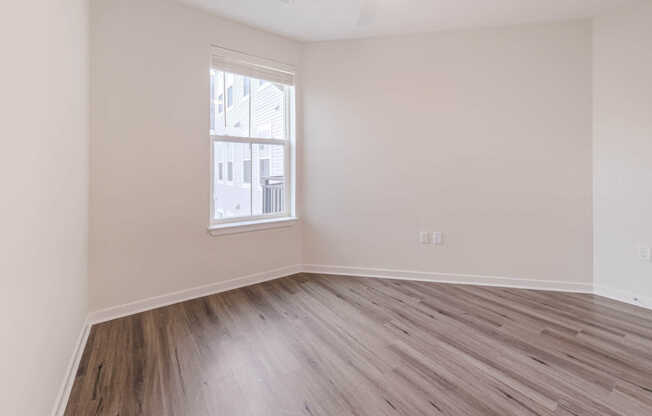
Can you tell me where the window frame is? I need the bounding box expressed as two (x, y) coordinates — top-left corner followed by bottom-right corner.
(209, 65), (295, 230)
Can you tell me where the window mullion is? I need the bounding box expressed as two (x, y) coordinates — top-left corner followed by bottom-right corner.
(249, 137), (286, 145)
(211, 135), (286, 145)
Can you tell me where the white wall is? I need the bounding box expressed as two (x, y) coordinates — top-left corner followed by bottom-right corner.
(302, 21), (593, 286)
(90, 0), (302, 311)
(0, 1), (89, 415)
(594, 3), (652, 305)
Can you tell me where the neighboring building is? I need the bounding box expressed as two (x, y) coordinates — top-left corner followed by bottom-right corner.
(210, 71), (286, 219)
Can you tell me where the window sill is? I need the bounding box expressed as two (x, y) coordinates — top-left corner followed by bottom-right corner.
(208, 216), (298, 236)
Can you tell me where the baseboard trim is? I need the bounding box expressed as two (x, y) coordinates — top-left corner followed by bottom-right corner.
(51, 319), (91, 416)
(302, 264), (594, 293)
(87, 264), (302, 325)
(594, 285), (652, 310)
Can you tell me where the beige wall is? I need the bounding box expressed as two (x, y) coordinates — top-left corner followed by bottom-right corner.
(0, 2), (648, 413)
(0, 1), (89, 415)
(90, 0), (302, 311)
(594, 3), (652, 303)
(301, 21), (593, 284)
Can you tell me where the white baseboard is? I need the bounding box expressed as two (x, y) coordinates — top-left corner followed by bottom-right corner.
(303, 264), (594, 293)
(594, 285), (652, 310)
(51, 319), (91, 416)
(87, 264), (303, 325)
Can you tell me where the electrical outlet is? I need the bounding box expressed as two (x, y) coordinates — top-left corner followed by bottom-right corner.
(432, 232), (442, 245)
(639, 247), (651, 262)
(419, 231), (430, 244)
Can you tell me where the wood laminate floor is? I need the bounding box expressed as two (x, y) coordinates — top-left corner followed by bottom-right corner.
(65, 274), (652, 416)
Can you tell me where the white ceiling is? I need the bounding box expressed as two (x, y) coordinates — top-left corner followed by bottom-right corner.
(177, 0), (643, 42)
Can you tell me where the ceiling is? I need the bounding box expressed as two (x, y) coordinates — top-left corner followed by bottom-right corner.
(177, 0), (643, 42)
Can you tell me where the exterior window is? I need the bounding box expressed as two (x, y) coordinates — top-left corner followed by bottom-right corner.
(211, 47), (295, 225)
(210, 63), (294, 224)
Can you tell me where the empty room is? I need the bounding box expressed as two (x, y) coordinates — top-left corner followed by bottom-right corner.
(3, 0), (652, 415)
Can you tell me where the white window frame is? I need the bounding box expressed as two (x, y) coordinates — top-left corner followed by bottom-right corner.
(209, 46), (297, 234)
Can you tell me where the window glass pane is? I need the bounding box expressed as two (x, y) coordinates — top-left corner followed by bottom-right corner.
(211, 71), (290, 140)
(225, 73), (250, 137)
(210, 70), (225, 135)
(253, 144), (285, 216)
(213, 142), (251, 220)
(252, 80), (286, 139)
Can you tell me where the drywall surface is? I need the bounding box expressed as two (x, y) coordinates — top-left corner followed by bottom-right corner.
(90, 0), (302, 311)
(0, 1), (89, 414)
(302, 20), (593, 285)
(594, 3), (652, 304)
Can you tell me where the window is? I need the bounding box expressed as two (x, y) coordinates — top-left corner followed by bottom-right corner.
(210, 46), (295, 228)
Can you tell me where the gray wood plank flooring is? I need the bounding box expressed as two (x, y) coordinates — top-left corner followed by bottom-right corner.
(64, 273), (652, 415)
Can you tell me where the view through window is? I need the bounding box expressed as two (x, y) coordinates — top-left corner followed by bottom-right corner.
(210, 67), (294, 224)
